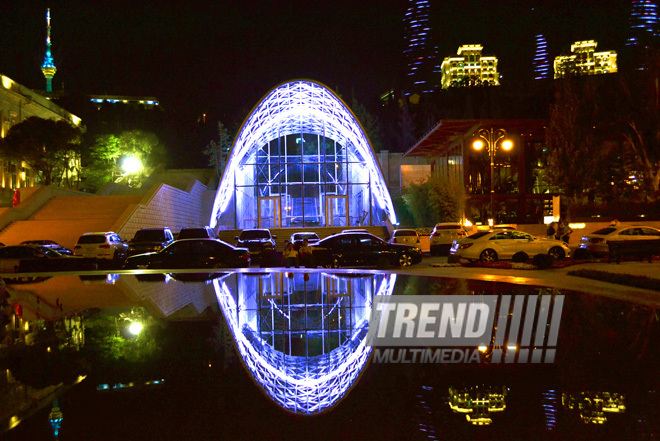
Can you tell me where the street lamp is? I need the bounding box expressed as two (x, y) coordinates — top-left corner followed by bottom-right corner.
(473, 128), (513, 225)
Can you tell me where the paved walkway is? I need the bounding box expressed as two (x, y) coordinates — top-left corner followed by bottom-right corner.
(395, 255), (660, 308)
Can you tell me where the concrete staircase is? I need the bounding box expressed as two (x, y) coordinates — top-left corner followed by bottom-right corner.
(0, 195), (142, 249)
(217, 226), (390, 251)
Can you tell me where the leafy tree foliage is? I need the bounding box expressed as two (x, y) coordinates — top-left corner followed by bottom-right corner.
(402, 174), (465, 226)
(84, 130), (165, 190)
(2, 116), (82, 186)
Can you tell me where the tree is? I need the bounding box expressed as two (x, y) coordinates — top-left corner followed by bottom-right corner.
(617, 49), (660, 199)
(202, 121), (232, 177)
(402, 174), (465, 226)
(351, 98), (384, 152)
(84, 130), (164, 190)
(2, 116), (82, 186)
(544, 77), (610, 212)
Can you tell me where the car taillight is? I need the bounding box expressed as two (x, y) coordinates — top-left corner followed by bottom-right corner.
(458, 231), (467, 237)
(392, 238), (398, 243)
(591, 238), (604, 244)
(240, 252), (250, 260)
(458, 243), (473, 249)
(74, 245), (81, 250)
(99, 244), (111, 249)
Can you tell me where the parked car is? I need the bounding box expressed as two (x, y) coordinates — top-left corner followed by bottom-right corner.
(578, 225), (660, 257)
(20, 240), (73, 255)
(235, 229), (277, 262)
(388, 229), (422, 252)
(73, 232), (129, 263)
(127, 228), (175, 256)
(289, 232), (320, 247)
(177, 226), (217, 240)
(312, 231), (423, 269)
(430, 222), (468, 255)
(123, 238), (250, 269)
(449, 229), (570, 262)
(0, 245), (97, 273)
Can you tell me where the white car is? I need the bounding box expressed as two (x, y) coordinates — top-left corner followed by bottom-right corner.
(578, 225), (660, 256)
(388, 229), (422, 251)
(430, 222), (467, 255)
(73, 232), (129, 262)
(449, 229), (570, 262)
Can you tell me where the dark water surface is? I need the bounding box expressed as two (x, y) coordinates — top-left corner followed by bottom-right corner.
(1, 270), (659, 440)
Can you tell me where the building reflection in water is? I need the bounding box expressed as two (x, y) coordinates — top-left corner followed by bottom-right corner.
(562, 391), (626, 424)
(213, 271), (396, 415)
(448, 385), (507, 425)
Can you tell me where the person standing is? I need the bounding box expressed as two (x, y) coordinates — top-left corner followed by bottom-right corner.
(546, 222), (556, 239)
(282, 242), (299, 268)
(560, 220), (573, 243)
(298, 239), (314, 267)
(554, 220), (564, 241)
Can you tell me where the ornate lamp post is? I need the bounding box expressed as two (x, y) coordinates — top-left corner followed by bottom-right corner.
(473, 128), (513, 225)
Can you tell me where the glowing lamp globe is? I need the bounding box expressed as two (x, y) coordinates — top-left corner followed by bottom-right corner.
(473, 140), (484, 150)
(128, 322), (143, 336)
(501, 140), (513, 151)
(122, 157), (142, 174)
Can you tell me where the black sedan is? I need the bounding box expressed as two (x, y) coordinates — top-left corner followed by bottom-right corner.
(311, 232), (423, 269)
(20, 240), (73, 255)
(123, 239), (251, 269)
(0, 245), (97, 272)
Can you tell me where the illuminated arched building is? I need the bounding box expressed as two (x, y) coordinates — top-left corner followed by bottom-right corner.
(210, 80), (397, 230)
(213, 272), (397, 414)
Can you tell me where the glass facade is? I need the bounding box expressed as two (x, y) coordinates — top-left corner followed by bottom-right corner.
(211, 80), (397, 230)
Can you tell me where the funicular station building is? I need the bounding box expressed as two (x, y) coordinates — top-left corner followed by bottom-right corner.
(210, 80), (397, 237)
(403, 119), (553, 226)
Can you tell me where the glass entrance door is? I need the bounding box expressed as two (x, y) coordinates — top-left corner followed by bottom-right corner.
(258, 197), (280, 228)
(326, 196), (348, 227)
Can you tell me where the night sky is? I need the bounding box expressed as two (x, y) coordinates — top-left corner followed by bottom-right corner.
(0, 0), (634, 152)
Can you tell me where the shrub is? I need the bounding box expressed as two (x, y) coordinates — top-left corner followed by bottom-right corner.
(512, 252), (529, 263)
(532, 253), (554, 269)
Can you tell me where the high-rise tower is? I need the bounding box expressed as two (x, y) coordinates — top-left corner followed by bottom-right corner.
(533, 33), (550, 80)
(627, 0), (660, 47)
(402, 0), (440, 96)
(41, 8), (57, 93)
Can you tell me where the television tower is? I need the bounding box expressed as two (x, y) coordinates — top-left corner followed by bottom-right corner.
(41, 8), (57, 93)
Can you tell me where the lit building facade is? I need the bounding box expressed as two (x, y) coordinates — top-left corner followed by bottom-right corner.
(0, 75), (82, 193)
(210, 80), (397, 230)
(402, 0), (441, 95)
(440, 45), (500, 89)
(403, 119), (553, 225)
(554, 40), (618, 78)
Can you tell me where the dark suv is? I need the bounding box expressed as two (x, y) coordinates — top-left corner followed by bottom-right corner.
(235, 229), (276, 261)
(177, 226), (216, 240)
(128, 227), (175, 256)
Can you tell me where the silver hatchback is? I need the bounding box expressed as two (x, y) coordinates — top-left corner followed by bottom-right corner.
(388, 229), (421, 251)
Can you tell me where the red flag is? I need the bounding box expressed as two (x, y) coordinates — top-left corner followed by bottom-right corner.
(12, 189), (20, 208)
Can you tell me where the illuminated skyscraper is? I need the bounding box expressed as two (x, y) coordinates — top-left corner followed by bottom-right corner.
(533, 33), (550, 80)
(627, 0), (660, 47)
(41, 8), (57, 93)
(402, 0), (440, 96)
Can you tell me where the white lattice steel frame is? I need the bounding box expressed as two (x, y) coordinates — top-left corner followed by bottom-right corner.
(213, 272), (397, 415)
(210, 80), (397, 228)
